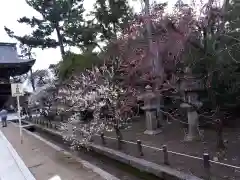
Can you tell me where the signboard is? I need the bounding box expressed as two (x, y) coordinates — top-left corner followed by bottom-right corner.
(11, 83), (24, 144)
(11, 83), (24, 97)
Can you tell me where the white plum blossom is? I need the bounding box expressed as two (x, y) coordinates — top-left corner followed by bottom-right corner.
(58, 65), (133, 148)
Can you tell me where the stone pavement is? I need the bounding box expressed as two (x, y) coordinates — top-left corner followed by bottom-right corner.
(0, 128), (35, 180)
(1, 123), (105, 180)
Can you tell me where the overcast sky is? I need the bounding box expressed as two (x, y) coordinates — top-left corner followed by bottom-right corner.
(0, 0), (185, 71)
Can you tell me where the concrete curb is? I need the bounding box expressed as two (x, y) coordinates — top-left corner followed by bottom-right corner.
(90, 144), (202, 180)
(10, 122), (120, 180)
(21, 121), (203, 180)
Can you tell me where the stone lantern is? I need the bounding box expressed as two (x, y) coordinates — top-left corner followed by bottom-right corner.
(180, 67), (204, 141)
(138, 85), (162, 135)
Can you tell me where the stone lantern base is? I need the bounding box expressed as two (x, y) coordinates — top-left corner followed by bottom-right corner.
(180, 102), (202, 142)
(144, 110), (162, 135)
(184, 134), (201, 142)
(144, 129), (162, 135)
(184, 107), (201, 142)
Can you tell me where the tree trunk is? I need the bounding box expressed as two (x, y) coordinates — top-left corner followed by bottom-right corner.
(55, 23), (65, 58)
(114, 124), (122, 140)
(30, 68), (35, 91)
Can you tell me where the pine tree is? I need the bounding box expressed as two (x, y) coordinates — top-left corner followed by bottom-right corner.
(5, 0), (85, 58)
(91, 0), (133, 42)
(19, 44), (36, 91)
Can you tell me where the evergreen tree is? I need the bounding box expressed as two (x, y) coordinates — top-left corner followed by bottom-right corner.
(4, 0), (85, 58)
(32, 69), (51, 88)
(19, 44), (36, 91)
(91, 0), (133, 42)
(186, 0), (240, 130)
(64, 19), (100, 52)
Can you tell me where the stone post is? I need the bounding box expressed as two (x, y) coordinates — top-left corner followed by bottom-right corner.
(139, 85), (162, 135)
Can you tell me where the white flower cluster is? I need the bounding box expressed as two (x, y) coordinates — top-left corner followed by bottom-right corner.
(58, 65), (129, 148)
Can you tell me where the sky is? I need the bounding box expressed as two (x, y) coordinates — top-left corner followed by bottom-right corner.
(0, 0), (186, 71)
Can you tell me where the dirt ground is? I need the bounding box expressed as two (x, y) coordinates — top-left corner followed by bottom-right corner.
(94, 118), (240, 180)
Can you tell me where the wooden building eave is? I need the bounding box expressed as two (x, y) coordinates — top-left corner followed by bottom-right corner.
(0, 59), (35, 76)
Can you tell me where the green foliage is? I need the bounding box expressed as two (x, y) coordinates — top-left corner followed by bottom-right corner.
(5, 0), (134, 57)
(19, 43), (36, 59)
(58, 52), (103, 80)
(207, 0), (240, 110)
(18, 43), (36, 91)
(91, 0), (133, 42)
(185, 0), (240, 113)
(5, 0), (85, 57)
(64, 20), (100, 51)
(5, 27), (58, 49)
(32, 69), (51, 87)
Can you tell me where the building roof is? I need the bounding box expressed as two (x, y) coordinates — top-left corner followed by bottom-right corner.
(0, 42), (35, 76)
(0, 42), (17, 46)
